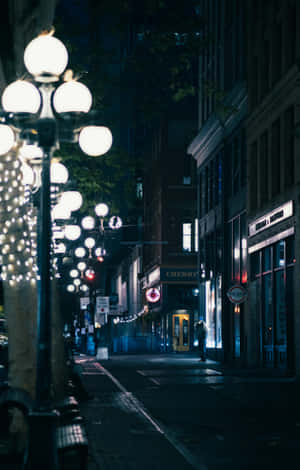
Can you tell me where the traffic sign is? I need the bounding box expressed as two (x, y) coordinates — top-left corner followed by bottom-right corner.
(226, 285), (247, 304)
(96, 296), (110, 314)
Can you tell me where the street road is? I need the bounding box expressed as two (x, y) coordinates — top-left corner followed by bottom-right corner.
(78, 354), (300, 470)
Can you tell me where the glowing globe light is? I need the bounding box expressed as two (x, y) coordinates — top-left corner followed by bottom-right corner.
(54, 242), (66, 254)
(52, 204), (71, 220)
(73, 278), (81, 287)
(95, 247), (106, 257)
(20, 163), (34, 186)
(84, 237), (95, 249)
(74, 247), (86, 258)
(70, 269), (79, 278)
(108, 215), (122, 230)
(95, 203), (109, 217)
(0, 125), (15, 155)
(2, 80), (41, 113)
(53, 81), (92, 113)
(67, 284), (75, 293)
(64, 224), (81, 241)
(50, 161), (69, 184)
(60, 191), (82, 212)
(80, 284), (89, 292)
(24, 34), (68, 79)
(81, 216), (95, 230)
(79, 126), (112, 156)
(77, 262), (86, 271)
(19, 144), (43, 162)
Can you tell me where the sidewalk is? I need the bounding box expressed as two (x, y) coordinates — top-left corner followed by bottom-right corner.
(1, 353), (300, 469)
(77, 353), (300, 470)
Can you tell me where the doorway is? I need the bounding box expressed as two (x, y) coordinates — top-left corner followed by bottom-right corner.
(172, 313), (190, 352)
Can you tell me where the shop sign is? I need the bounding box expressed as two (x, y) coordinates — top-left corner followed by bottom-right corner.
(146, 287), (160, 303)
(160, 268), (197, 282)
(248, 201), (293, 237)
(226, 285), (247, 304)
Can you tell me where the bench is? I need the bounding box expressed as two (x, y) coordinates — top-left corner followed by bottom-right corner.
(0, 388), (89, 469)
(57, 423), (88, 470)
(55, 395), (83, 425)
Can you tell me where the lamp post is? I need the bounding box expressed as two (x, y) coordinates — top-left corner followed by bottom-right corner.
(0, 31), (113, 469)
(61, 203), (122, 355)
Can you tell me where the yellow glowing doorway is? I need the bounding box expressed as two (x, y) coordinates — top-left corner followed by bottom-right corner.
(172, 313), (190, 352)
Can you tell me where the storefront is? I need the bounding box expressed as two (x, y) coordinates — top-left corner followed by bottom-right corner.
(143, 267), (198, 353)
(248, 201), (295, 369)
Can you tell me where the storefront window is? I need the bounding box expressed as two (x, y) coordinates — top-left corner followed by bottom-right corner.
(262, 246), (271, 272)
(250, 252), (260, 280)
(206, 280), (215, 348)
(234, 305), (241, 357)
(233, 217), (240, 282)
(275, 270), (286, 346)
(262, 273), (273, 348)
(205, 279), (221, 349)
(274, 240), (285, 268)
(216, 275), (222, 348)
(241, 213), (247, 283)
(286, 237), (295, 265)
(251, 235), (295, 368)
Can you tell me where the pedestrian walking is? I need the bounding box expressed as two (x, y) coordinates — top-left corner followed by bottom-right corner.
(195, 319), (208, 361)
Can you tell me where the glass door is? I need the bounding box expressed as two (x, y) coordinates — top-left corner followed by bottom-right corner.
(172, 313), (190, 352)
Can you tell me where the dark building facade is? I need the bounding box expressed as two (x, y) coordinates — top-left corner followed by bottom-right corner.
(188, 0), (247, 362)
(245, 0), (300, 374)
(140, 116), (198, 352)
(111, 115), (199, 353)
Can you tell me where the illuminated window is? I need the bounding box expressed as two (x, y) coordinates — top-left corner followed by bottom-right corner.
(182, 223), (192, 251)
(182, 221), (198, 252)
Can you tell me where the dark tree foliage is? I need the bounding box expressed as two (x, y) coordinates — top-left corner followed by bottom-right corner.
(54, 0), (205, 216)
(89, 0), (205, 121)
(56, 143), (138, 216)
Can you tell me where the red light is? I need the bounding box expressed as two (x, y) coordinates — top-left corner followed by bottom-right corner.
(97, 256), (104, 263)
(85, 269), (95, 281)
(146, 287), (160, 303)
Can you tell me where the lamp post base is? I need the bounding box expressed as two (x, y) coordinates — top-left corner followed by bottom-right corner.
(23, 410), (59, 470)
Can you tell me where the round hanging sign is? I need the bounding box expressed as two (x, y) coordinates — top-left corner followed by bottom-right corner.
(146, 287), (160, 303)
(226, 284), (247, 304)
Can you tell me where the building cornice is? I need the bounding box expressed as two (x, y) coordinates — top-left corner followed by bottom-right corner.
(247, 65), (300, 138)
(187, 83), (247, 166)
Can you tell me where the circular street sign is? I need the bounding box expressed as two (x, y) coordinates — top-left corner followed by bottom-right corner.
(226, 285), (247, 304)
(146, 287), (160, 303)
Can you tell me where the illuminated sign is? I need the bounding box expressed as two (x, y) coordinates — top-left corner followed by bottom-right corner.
(226, 285), (247, 304)
(160, 268), (197, 282)
(249, 201), (293, 237)
(108, 216), (122, 229)
(146, 287), (160, 303)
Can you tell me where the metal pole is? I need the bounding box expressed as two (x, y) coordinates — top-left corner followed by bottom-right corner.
(23, 118), (59, 470)
(36, 147), (52, 408)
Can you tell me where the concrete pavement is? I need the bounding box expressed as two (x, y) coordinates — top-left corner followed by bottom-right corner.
(1, 352), (300, 469)
(77, 353), (300, 469)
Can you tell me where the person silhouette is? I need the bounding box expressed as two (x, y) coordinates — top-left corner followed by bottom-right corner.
(196, 320), (208, 361)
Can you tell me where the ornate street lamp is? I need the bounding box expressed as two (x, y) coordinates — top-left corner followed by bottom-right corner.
(0, 31), (113, 469)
